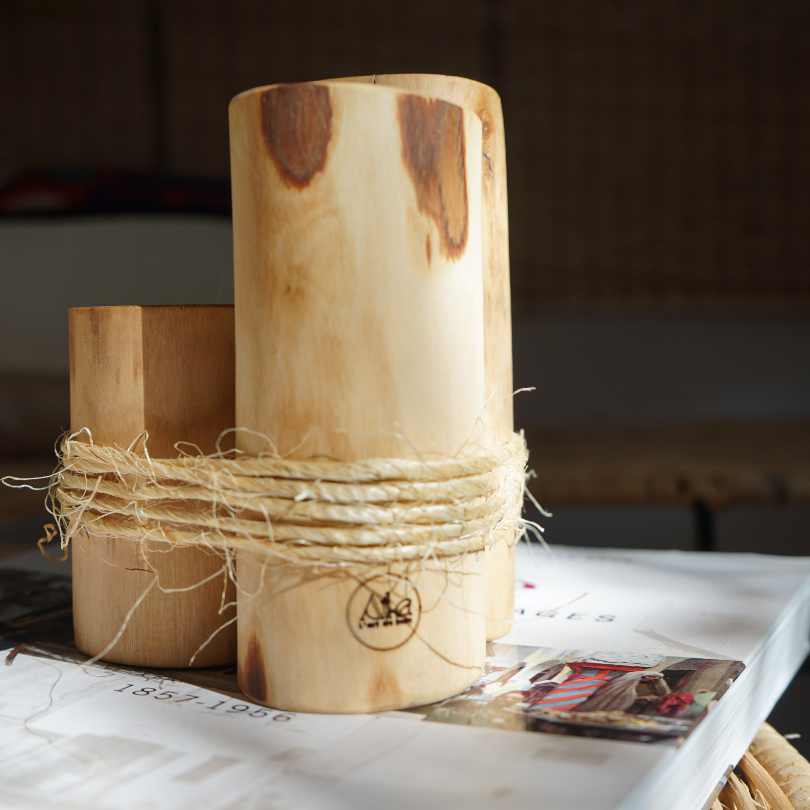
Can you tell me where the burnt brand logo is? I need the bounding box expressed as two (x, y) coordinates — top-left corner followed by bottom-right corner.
(358, 590), (413, 629)
(347, 574), (421, 651)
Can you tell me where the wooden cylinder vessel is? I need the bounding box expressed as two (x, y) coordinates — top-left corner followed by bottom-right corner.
(230, 81), (486, 712)
(70, 305), (237, 667)
(338, 74), (515, 640)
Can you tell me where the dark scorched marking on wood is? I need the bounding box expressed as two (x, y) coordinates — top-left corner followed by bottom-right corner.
(397, 94), (469, 260)
(261, 84), (332, 189)
(240, 635), (268, 703)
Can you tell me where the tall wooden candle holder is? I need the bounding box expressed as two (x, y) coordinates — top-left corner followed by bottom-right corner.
(338, 74), (515, 640)
(70, 305), (237, 667)
(230, 81), (487, 712)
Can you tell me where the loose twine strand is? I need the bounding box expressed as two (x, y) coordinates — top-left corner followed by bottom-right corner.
(10, 428), (533, 569)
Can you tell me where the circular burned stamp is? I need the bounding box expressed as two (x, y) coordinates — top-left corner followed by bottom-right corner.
(346, 574), (422, 651)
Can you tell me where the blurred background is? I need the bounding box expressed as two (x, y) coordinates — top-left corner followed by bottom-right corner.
(2, 0), (809, 554)
(1, 0), (809, 748)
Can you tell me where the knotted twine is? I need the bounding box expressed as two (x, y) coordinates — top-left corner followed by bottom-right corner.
(39, 428), (531, 569)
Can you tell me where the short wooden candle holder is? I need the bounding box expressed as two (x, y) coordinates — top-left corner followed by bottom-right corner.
(69, 305), (237, 668)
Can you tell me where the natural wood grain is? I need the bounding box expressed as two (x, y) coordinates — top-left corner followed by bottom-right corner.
(750, 722), (810, 809)
(338, 74), (516, 639)
(738, 752), (794, 810)
(69, 305), (236, 667)
(230, 81), (486, 712)
(719, 773), (757, 810)
(237, 553), (485, 713)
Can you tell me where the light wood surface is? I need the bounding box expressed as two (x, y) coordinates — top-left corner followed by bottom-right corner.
(230, 81), (486, 712)
(338, 74), (515, 639)
(69, 305), (236, 667)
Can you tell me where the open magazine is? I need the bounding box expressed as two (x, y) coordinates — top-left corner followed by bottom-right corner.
(411, 643), (743, 744)
(1, 546), (808, 810)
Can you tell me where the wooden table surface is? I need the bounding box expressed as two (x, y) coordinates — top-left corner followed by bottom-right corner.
(526, 420), (810, 508)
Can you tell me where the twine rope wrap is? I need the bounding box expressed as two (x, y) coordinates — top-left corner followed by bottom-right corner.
(47, 430), (530, 567)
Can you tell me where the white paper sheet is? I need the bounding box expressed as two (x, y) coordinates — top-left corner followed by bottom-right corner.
(0, 546), (807, 810)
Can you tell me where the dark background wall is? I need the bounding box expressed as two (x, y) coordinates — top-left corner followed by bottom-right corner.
(3, 1), (810, 306)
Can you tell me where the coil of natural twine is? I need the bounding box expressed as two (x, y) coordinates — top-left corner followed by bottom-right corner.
(35, 428), (531, 568)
